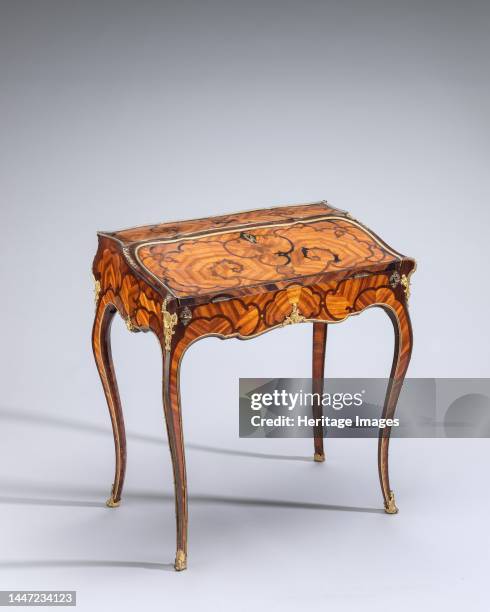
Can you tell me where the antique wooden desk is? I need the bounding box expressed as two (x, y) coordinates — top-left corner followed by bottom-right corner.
(91, 201), (415, 571)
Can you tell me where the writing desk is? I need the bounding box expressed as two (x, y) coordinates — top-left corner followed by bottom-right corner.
(91, 201), (415, 570)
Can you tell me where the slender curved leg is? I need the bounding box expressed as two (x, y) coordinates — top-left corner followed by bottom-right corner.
(161, 342), (188, 571)
(312, 322), (328, 462)
(92, 300), (127, 508)
(378, 302), (413, 514)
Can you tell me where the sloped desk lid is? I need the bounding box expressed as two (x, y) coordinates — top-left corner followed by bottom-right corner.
(99, 201), (414, 303)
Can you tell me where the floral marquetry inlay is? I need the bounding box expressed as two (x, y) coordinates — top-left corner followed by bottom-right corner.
(135, 217), (402, 299)
(92, 200), (416, 572)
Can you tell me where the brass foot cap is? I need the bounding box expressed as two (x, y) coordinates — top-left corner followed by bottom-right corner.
(314, 452), (326, 463)
(174, 550), (187, 571)
(106, 496), (120, 508)
(384, 491), (398, 514)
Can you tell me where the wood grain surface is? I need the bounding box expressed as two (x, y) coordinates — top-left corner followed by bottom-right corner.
(91, 201), (415, 570)
(104, 200), (345, 243)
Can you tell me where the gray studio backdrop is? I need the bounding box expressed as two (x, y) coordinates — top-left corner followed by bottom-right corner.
(0, 1), (489, 611)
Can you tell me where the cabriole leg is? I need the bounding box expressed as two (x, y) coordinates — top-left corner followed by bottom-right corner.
(378, 301), (413, 514)
(312, 322), (328, 462)
(92, 300), (127, 508)
(161, 341), (188, 571)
